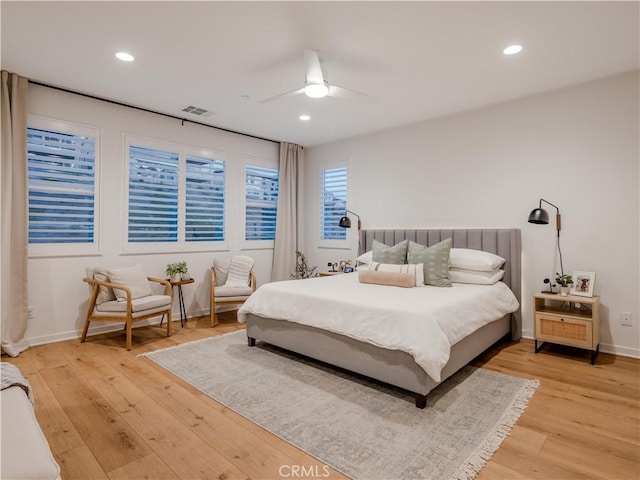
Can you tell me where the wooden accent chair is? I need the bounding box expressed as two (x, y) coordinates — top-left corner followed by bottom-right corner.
(210, 257), (256, 327)
(82, 266), (173, 350)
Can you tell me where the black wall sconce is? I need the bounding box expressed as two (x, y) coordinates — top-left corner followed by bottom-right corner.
(528, 198), (564, 277)
(338, 209), (361, 230)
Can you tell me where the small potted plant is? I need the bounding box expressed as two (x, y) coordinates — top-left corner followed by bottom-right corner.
(176, 261), (189, 280)
(166, 261), (188, 282)
(556, 272), (573, 296)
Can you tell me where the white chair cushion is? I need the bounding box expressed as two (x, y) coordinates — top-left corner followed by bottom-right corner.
(214, 285), (254, 297)
(107, 265), (153, 301)
(224, 255), (254, 287)
(96, 294), (171, 313)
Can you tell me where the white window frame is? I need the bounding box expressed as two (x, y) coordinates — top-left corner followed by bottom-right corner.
(241, 155), (279, 251)
(123, 134), (229, 254)
(27, 115), (101, 258)
(318, 160), (351, 250)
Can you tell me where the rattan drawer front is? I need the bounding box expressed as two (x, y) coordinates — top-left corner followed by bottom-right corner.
(535, 313), (593, 349)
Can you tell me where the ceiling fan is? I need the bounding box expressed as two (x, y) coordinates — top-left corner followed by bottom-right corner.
(260, 49), (376, 104)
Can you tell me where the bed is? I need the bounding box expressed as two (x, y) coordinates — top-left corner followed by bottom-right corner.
(239, 228), (521, 408)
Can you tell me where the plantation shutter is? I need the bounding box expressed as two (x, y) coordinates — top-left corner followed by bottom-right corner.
(128, 145), (179, 242)
(185, 155), (225, 242)
(27, 127), (96, 244)
(321, 167), (347, 240)
(245, 165), (279, 241)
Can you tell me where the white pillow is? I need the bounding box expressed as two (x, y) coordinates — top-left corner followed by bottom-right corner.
(356, 250), (373, 266)
(449, 248), (505, 272)
(106, 265), (153, 301)
(449, 268), (505, 285)
(224, 255), (255, 287)
(368, 262), (425, 287)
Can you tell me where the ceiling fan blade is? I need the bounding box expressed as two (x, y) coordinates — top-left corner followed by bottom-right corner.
(259, 87), (305, 104)
(304, 49), (325, 85)
(329, 85), (378, 103)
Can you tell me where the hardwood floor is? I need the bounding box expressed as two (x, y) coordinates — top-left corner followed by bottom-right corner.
(3, 314), (639, 480)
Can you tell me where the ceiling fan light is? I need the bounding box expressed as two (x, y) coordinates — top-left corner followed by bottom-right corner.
(115, 51), (134, 62)
(304, 83), (329, 98)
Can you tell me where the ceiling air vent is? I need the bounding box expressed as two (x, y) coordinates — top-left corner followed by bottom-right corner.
(181, 105), (214, 117)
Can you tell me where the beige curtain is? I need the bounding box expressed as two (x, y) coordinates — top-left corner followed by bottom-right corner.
(1, 71), (30, 356)
(271, 142), (303, 281)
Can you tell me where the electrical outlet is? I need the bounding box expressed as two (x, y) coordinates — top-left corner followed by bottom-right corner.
(621, 312), (632, 327)
(27, 306), (34, 320)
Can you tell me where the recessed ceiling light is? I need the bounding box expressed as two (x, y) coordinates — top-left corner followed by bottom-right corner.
(503, 45), (523, 55)
(115, 52), (134, 62)
(299, 115), (311, 121)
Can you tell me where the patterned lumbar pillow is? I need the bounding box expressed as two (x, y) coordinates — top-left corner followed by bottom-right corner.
(368, 262), (425, 287)
(407, 238), (452, 287)
(371, 239), (408, 264)
(359, 270), (415, 288)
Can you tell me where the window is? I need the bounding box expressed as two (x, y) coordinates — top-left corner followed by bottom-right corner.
(27, 118), (99, 256)
(321, 166), (347, 240)
(185, 155), (225, 242)
(245, 164), (279, 241)
(125, 135), (228, 251)
(128, 145), (179, 243)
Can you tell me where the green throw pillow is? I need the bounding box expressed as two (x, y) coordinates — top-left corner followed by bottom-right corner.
(407, 238), (452, 287)
(371, 239), (408, 264)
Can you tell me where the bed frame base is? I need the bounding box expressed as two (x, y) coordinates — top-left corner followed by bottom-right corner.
(249, 331), (430, 408)
(244, 314), (510, 408)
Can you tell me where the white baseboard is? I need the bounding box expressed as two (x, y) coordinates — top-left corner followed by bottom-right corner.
(26, 315), (640, 360)
(599, 343), (640, 359)
(520, 332), (639, 359)
(26, 307), (212, 347)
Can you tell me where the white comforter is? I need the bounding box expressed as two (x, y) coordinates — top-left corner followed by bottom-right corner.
(237, 274), (519, 382)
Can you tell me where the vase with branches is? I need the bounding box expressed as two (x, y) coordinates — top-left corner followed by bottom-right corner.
(291, 251), (318, 279)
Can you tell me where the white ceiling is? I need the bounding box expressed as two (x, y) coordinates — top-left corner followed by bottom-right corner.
(2, 1), (638, 147)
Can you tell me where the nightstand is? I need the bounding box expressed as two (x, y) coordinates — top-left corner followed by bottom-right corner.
(533, 293), (600, 364)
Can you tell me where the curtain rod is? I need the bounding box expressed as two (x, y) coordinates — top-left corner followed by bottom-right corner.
(28, 79), (280, 145)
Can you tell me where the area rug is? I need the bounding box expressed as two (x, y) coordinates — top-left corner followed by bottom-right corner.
(142, 331), (538, 480)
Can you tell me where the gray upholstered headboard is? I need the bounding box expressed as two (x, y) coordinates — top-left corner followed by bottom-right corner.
(359, 228), (522, 340)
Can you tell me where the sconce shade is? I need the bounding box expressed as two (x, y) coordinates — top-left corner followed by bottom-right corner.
(528, 208), (550, 225)
(338, 216), (352, 228)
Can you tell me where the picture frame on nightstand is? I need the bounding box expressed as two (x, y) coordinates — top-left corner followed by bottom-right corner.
(571, 271), (596, 297)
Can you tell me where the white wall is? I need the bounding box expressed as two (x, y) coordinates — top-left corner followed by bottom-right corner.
(303, 71), (640, 358)
(25, 85), (279, 345)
